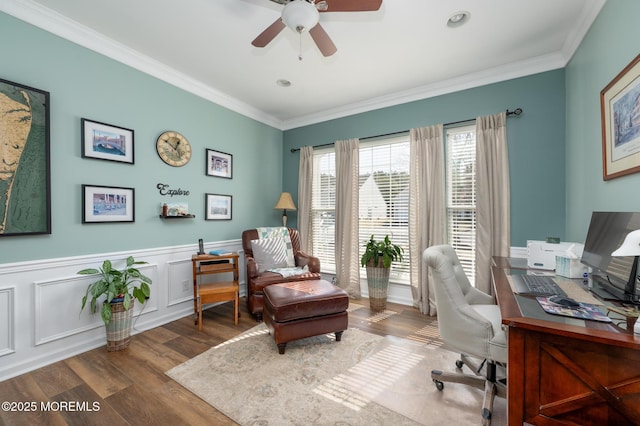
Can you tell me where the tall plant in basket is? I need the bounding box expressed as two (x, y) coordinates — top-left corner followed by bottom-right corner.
(361, 235), (403, 312)
(79, 256), (151, 351)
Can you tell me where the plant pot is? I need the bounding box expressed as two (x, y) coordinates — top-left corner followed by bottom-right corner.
(105, 299), (134, 351)
(366, 265), (390, 312)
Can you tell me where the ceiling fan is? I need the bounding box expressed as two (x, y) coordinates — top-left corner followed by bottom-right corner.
(251, 0), (383, 57)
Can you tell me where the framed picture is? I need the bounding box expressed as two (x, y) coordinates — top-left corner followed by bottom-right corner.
(206, 149), (232, 179)
(0, 78), (51, 237)
(81, 118), (134, 164)
(600, 53), (640, 180)
(82, 184), (135, 223)
(205, 193), (232, 220)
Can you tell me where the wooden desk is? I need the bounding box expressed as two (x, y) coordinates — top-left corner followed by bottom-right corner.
(192, 253), (239, 331)
(492, 257), (640, 425)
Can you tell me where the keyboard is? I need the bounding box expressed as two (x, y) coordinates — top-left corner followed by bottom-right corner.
(517, 275), (567, 297)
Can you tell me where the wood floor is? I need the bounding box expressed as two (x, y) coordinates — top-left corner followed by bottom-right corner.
(0, 298), (441, 426)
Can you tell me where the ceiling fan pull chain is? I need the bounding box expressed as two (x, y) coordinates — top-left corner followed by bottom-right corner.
(298, 32), (303, 61)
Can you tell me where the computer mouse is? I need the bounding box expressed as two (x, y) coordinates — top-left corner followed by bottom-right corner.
(548, 295), (581, 308)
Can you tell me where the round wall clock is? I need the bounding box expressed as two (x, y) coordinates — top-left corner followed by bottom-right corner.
(156, 131), (192, 167)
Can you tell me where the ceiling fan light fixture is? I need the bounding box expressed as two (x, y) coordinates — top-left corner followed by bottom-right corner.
(276, 79), (292, 87)
(282, 0), (319, 33)
(447, 11), (470, 28)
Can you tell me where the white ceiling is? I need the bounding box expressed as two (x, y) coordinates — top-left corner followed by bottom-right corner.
(2, 0), (606, 130)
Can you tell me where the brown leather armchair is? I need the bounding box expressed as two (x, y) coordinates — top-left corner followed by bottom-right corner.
(242, 228), (321, 321)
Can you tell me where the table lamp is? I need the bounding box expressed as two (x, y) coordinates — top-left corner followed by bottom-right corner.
(274, 192), (296, 227)
(611, 229), (640, 302)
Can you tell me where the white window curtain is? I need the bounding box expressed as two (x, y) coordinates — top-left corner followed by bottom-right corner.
(475, 112), (510, 294)
(409, 125), (446, 315)
(335, 138), (360, 297)
(297, 146), (313, 253)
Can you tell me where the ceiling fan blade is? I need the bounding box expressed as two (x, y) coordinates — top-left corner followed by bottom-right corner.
(309, 24), (337, 57)
(320, 0), (382, 12)
(251, 19), (286, 47)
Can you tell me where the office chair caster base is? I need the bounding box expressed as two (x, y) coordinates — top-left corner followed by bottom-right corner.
(431, 369), (447, 391)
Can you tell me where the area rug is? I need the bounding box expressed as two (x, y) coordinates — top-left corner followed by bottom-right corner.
(335, 335), (506, 425)
(166, 324), (506, 425)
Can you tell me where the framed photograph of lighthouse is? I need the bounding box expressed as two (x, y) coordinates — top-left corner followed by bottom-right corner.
(0, 77), (51, 237)
(81, 118), (135, 164)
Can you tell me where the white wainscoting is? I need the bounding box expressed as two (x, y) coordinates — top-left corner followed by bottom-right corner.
(0, 243), (525, 381)
(0, 240), (244, 382)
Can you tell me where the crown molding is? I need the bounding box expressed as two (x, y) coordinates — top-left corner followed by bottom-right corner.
(0, 0), (283, 129)
(1, 0), (605, 132)
(281, 52), (567, 130)
(281, 0), (607, 130)
(560, 0), (607, 63)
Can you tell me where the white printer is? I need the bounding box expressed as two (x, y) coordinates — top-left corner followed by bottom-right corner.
(526, 240), (583, 270)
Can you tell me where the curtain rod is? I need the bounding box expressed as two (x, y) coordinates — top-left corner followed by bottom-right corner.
(289, 108), (523, 153)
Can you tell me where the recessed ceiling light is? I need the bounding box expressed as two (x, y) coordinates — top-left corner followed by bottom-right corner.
(447, 11), (470, 28)
(277, 79), (292, 87)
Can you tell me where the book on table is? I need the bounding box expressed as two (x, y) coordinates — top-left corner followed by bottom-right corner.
(209, 249), (232, 256)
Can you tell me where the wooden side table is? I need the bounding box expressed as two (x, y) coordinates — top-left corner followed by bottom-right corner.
(191, 253), (239, 331)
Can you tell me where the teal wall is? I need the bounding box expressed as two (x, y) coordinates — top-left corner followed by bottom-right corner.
(283, 71), (567, 247)
(565, 0), (640, 242)
(0, 13), (283, 264)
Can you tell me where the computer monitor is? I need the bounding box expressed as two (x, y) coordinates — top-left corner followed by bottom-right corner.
(580, 211), (640, 303)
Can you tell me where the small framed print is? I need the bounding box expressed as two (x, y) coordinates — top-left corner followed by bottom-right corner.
(82, 184), (134, 223)
(82, 118), (134, 164)
(205, 193), (232, 220)
(206, 149), (232, 179)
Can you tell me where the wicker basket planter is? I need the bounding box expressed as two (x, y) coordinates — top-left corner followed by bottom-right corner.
(78, 256), (151, 352)
(366, 265), (390, 311)
(105, 299), (134, 351)
(361, 235), (403, 313)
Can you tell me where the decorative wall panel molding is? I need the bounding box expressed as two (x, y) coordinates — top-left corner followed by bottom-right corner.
(167, 257), (194, 307)
(33, 264), (159, 346)
(0, 286), (15, 356)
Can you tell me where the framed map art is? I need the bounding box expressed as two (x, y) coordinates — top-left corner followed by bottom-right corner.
(0, 78), (51, 236)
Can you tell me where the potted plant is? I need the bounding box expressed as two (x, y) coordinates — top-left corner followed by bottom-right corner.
(79, 256), (151, 351)
(361, 235), (404, 311)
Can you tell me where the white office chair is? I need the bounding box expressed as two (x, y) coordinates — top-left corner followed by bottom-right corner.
(423, 244), (507, 425)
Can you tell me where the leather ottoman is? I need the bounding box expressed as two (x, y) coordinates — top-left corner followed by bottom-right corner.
(263, 280), (349, 354)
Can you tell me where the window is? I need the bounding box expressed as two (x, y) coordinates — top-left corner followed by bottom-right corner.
(311, 149), (336, 272)
(358, 136), (410, 282)
(311, 136), (411, 283)
(311, 129), (476, 286)
(446, 125), (477, 285)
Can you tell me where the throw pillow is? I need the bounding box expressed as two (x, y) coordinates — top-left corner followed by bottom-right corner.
(251, 237), (288, 273)
(256, 227), (296, 267)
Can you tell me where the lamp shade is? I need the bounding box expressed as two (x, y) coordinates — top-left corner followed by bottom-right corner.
(281, 0), (319, 33)
(612, 229), (640, 256)
(274, 192), (297, 211)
